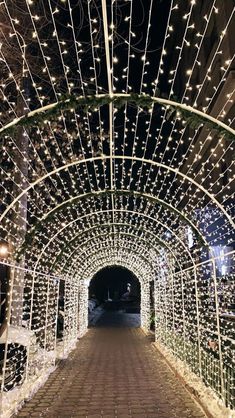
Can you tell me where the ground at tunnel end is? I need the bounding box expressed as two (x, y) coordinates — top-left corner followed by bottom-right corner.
(15, 327), (206, 418)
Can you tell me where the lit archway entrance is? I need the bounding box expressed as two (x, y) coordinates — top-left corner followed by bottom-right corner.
(88, 266), (141, 327)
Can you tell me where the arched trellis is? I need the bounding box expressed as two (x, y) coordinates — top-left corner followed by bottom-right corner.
(0, 94), (234, 139)
(0, 2), (234, 415)
(18, 211), (197, 266)
(72, 246), (158, 283)
(72, 243), (159, 279)
(73, 246), (158, 332)
(27, 207), (195, 272)
(85, 263), (143, 287)
(1, 156), (233, 231)
(72, 244), (166, 327)
(52, 230), (168, 273)
(61, 237), (167, 276)
(49, 217), (193, 271)
(17, 188), (207, 255)
(34, 227), (182, 271)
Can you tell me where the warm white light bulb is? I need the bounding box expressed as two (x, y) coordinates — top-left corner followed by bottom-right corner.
(0, 244), (8, 257)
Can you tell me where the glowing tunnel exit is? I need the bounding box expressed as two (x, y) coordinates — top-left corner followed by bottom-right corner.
(77, 262), (153, 334)
(88, 266), (141, 327)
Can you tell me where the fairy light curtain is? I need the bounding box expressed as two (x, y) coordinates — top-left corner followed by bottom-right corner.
(0, 0), (234, 414)
(0, 0), (234, 270)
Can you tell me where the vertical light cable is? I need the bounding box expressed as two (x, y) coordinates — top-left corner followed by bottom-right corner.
(193, 266), (202, 377)
(0, 267), (15, 392)
(101, 0), (115, 228)
(43, 275), (50, 370)
(211, 258), (225, 398)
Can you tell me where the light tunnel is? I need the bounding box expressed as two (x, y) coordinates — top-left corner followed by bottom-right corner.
(1, 98), (235, 416)
(0, 0), (234, 416)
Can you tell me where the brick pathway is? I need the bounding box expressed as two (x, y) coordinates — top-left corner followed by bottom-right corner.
(16, 328), (206, 418)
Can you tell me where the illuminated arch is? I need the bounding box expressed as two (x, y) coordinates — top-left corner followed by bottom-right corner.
(34, 229), (181, 276)
(18, 189), (206, 252)
(0, 94), (234, 139)
(1, 156), (233, 231)
(49, 217), (193, 271)
(27, 206), (194, 262)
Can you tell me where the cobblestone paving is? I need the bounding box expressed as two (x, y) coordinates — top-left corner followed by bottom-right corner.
(16, 328), (206, 418)
(95, 310), (140, 327)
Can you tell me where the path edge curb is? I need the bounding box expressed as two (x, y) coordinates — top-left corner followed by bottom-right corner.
(149, 337), (235, 418)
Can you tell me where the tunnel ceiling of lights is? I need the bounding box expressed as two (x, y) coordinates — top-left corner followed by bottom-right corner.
(0, 0), (234, 277)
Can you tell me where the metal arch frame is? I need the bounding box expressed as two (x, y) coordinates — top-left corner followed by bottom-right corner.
(20, 188), (206, 247)
(52, 224), (188, 269)
(74, 246), (156, 332)
(79, 252), (163, 283)
(69, 245), (158, 283)
(69, 258), (157, 286)
(46, 208), (193, 264)
(68, 246), (166, 285)
(0, 93), (234, 138)
(1, 156), (234, 231)
(50, 233), (173, 275)
(30, 209), (193, 275)
(76, 257), (153, 286)
(30, 219), (162, 270)
(20, 194), (198, 271)
(73, 243), (158, 275)
(59, 234), (162, 275)
(85, 263), (143, 287)
(50, 223), (162, 269)
(49, 214), (193, 269)
(56, 231), (181, 275)
(28, 215), (161, 268)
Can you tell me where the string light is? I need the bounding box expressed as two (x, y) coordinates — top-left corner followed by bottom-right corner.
(0, 0), (234, 416)
(0, 243), (8, 257)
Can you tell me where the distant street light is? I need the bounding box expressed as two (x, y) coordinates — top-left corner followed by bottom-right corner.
(0, 243), (8, 258)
